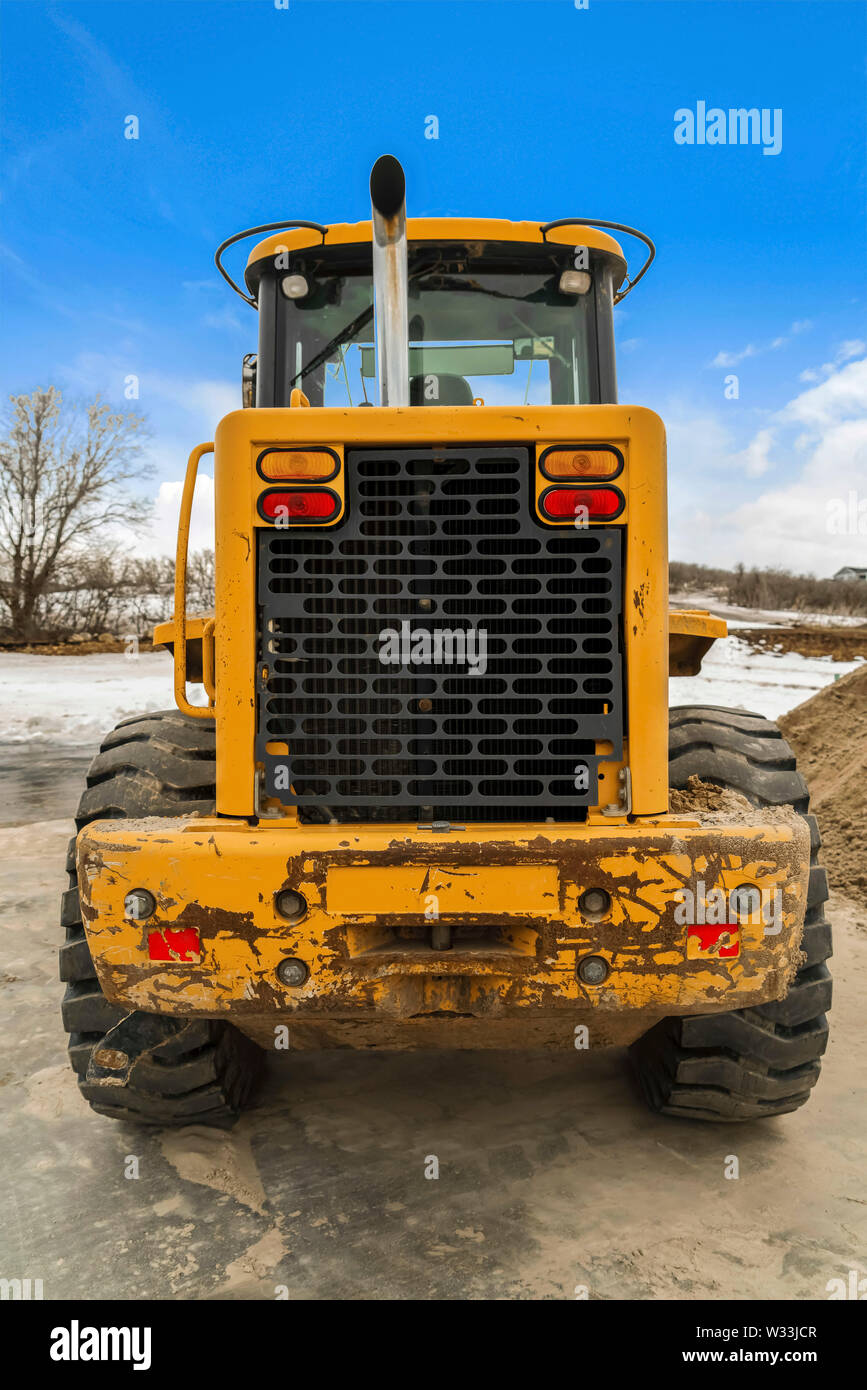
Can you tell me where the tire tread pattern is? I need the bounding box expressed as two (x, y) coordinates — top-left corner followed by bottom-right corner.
(60, 709), (262, 1126)
(629, 705), (832, 1122)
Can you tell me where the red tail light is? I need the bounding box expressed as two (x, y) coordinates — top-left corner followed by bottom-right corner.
(260, 489), (339, 522)
(540, 486), (624, 521)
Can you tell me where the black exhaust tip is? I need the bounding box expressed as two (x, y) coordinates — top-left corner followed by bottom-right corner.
(370, 154), (406, 220)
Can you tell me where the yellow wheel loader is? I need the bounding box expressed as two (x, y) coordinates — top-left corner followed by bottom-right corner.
(60, 157), (831, 1125)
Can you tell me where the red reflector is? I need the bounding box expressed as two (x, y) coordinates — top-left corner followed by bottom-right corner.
(687, 924), (740, 959)
(147, 927), (201, 962)
(541, 486), (623, 520)
(261, 490), (338, 521)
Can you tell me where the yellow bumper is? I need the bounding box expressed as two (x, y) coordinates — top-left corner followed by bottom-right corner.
(76, 812), (811, 1049)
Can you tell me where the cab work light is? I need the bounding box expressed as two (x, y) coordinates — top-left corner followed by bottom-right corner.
(539, 446), (623, 480)
(259, 489), (339, 522)
(540, 486), (624, 521)
(257, 447), (340, 480)
(558, 270), (592, 295)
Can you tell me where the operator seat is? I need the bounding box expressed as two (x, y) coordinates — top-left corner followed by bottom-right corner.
(409, 373), (474, 406)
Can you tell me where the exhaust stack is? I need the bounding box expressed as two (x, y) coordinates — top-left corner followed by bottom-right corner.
(370, 155), (410, 407)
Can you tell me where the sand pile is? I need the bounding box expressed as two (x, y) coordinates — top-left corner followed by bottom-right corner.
(780, 662), (867, 896)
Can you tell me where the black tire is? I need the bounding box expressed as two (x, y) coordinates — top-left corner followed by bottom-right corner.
(629, 705), (832, 1122)
(61, 709), (263, 1126)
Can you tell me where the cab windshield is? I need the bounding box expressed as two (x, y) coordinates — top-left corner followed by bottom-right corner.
(274, 243), (611, 407)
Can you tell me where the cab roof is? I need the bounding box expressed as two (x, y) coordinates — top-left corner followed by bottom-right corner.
(245, 217), (626, 297)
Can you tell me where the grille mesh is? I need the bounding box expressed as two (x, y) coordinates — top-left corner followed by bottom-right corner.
(256, 445), (623, 821)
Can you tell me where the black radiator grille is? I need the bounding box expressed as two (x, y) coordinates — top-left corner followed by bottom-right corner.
(256, 445), (623, 821)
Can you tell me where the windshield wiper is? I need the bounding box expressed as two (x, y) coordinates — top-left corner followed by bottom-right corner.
(292, 269), (568, 385)
(292, 264), (442, 386)
(292, 303), (375, 385)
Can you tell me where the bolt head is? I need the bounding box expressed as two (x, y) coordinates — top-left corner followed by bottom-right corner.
(124, 889), (156, 921)
(276, 957), (309, 988)
(578, 887), (611, 917)
(275, 889), (307, 922)
(577, 955), (609, 986)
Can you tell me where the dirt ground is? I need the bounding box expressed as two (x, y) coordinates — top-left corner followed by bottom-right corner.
(0, 637), (134, 657)
(1, 806), (865, 1301)
(781, 664), (867, 896)
(737, 626), (867, 662)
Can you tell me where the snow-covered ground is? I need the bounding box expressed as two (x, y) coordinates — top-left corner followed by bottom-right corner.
(0, 639), (861, 747)
(0, 651), (207, 746)
(670, 635), (862, 720)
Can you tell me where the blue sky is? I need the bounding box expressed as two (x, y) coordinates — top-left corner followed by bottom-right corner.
(1, 0), (865, 573)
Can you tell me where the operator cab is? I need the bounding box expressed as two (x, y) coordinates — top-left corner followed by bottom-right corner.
(239, 220), (633, 409)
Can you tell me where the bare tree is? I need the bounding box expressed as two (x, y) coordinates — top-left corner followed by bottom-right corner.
(120, 553), (172, 638)
(42, 548), (134, 638)
(0, 387), (151, 640)
(186, 548), (215, 613)
(31, 547), (215, 642)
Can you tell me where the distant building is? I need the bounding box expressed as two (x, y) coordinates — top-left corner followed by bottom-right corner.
(833, 566), (867, 582)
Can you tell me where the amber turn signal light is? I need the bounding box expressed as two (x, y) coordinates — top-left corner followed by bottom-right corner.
(539, 446), (622, 480)
(258, 447), (340, 481)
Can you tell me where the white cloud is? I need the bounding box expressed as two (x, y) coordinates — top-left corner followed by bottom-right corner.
(710, 320), (812, 369)
(149, 473), (215, 557)
(108, 467), (215, 561)
(779, 356), (867, 429)
(734, 427), (775, 478)
(140, 371), (238, 424)
(665, 408), (739, 560)
(711, 343), (758, 368)
(670, 356), (867, 575)
(57, 352), (237, 434)
(798, 339), (866, 383)
(723, 413), (867, 574)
